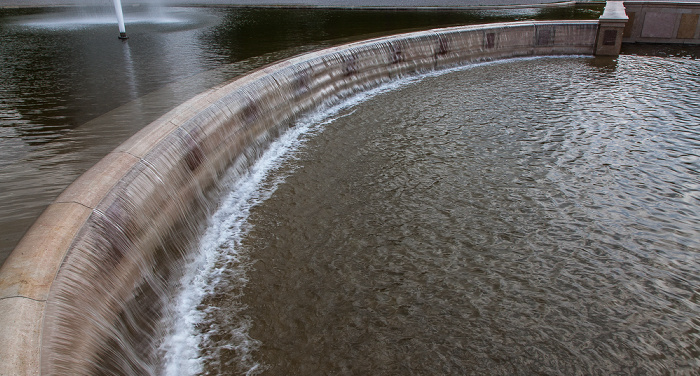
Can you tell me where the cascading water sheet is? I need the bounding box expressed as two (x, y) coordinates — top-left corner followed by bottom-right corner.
(162, 55), (700, 375)
(159, 74), (428, 375)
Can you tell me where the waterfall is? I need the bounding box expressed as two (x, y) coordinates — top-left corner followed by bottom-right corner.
(0, 20), (603, 375)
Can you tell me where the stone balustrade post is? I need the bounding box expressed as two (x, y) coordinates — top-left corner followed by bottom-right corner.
(596, 1), (629, 55)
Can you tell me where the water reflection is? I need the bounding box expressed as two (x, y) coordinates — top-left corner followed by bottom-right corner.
(121, 41), (138, 100)
(0, 6), (225, 265)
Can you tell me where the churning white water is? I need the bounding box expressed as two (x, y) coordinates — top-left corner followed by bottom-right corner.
(158, 71), (434, 375)
(158, 56), (595, 375)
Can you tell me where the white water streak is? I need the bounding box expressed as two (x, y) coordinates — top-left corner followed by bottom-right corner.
(159, 55), (583, 375)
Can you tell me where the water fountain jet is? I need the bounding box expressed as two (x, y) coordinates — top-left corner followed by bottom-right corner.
(113, 0), (128, 39)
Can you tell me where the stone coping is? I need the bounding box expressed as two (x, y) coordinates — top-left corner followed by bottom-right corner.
(601, 0), (629, 19)
(0, 20), (600, 375)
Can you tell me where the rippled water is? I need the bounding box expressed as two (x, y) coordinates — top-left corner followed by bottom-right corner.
(179, 55), (700, 375)
(0, 4), (602, 266)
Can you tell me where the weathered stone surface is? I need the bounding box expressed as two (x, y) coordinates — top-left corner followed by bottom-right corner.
(642, 12), (678, 38)
(678, 13), (699, 38)
(623, 1), (700, 44)
(0, 298), (43, 376)
(55, 152), (140, 209)
(0, 202), (91, 301)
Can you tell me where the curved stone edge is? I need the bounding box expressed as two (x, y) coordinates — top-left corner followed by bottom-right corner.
(0, 20), (600, 375)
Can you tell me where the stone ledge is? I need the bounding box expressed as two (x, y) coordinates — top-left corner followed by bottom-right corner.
(0, 298), (43, 376)
(0, 203), (92, 301)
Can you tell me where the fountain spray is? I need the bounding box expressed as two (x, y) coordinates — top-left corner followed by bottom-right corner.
(113, 0), (128, 39)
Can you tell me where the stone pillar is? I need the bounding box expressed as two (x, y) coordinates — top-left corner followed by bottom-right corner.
(596, 1), (629, 56)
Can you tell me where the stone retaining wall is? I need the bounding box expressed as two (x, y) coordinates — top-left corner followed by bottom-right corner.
(0, 20), (599, 375)
(624, 1), (700, 43)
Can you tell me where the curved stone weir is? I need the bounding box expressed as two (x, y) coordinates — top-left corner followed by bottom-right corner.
(0, 20), (599, 375)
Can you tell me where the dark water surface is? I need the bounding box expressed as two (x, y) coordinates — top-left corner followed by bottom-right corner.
(0, 4), (603, 266)
(192, 56), (700, 374)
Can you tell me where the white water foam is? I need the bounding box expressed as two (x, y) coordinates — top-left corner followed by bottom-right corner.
(158, 55), (587, 375)
(157, 76), (428, 375)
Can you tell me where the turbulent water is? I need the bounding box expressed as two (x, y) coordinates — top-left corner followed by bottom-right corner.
(163, 54), (700, 375)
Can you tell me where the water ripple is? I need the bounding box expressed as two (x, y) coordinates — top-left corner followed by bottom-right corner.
(198, 56), (700, 374)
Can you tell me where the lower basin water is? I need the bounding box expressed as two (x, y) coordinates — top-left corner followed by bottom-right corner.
(165, 55), (700, 374)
